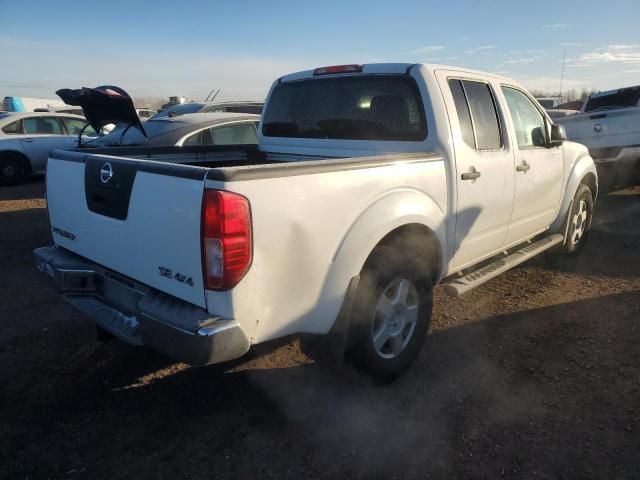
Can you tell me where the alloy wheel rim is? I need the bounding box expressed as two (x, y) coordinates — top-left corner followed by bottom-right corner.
(2, 164), (16, 178)
(571, 199), (588, 245)
(371, 277), (419, 359)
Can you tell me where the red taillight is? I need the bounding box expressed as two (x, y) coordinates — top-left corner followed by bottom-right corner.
(201, 190), (252, 290)
(313, 64), (363, 76)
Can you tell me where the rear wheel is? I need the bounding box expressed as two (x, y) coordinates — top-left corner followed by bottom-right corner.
(348, 244), (433, 382)
(563, 184), (593, 255)
(0, 152), (29, 186)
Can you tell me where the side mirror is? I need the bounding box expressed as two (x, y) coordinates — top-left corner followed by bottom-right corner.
(549, 123), (567, 147)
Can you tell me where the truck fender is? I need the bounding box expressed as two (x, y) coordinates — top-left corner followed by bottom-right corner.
(316, 188), (446, 336)
(549, 152), (598, 235)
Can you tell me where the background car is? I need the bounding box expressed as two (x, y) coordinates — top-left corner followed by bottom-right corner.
(0, 112), (98, 185)
(35, 105), (157, 121)
(151, 101), (263, 119)
(83, 112), (260, 147)
(136, 108), (157, 120)
(34, 106), (85, 116)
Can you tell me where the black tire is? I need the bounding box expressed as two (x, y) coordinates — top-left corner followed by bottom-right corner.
(348, 242), (433, 383)
(562, 184), (594, 255)
(0, 152), (29, 186)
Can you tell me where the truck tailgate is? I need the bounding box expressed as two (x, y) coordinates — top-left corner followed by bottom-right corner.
(559, 107), (640, 148)
(46, 152), (208, 308)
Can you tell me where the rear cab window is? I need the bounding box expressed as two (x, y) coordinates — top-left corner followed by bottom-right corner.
(262, 75), (427, 141)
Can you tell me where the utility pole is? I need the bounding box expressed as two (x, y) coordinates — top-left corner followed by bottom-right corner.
(559, 49), (567, 96)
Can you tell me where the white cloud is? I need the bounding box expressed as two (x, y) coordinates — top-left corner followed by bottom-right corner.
(570, 44), (640, 65)
(543, 23), (570, 29)
(504, 56), (543, 65)
(609, 44), (636, 50)
(561, 42), (583, 47)
(568, 63), (596, 68)
(516, 75), (584, 91)
(464, 45), (496, 54)
(407, 45), (445, 55)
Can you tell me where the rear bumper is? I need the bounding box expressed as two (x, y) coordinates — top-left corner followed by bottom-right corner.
(34, 246), (250, 366)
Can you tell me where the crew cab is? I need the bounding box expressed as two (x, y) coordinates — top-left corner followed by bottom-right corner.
(556, 85), (640, 186)
(35, 63), (597, 380)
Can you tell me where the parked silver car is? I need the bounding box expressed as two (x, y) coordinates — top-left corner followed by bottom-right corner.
(85, 112), (260, 147)
(0, 112), (97, 185)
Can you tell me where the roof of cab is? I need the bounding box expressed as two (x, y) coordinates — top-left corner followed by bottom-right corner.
(279, 62), (513, 84)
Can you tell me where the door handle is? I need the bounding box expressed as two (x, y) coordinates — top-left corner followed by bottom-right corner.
(461, 167), (481, 181)
(516, 161), (530, 172)
(21, 138), (34, 143)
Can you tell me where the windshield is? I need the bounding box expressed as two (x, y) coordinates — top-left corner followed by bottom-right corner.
(262, 75), (427, 141)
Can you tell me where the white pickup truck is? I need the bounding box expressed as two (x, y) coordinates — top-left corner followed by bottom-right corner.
(35, 63), (598, 381)
(555, 85), (640, 186)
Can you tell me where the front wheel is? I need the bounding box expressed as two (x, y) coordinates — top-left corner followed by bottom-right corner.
(563, 184), (594, 255)
(348, 244), (433, 382)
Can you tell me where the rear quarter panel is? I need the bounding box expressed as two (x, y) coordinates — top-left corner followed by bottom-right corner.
(205, 157), (447, 344)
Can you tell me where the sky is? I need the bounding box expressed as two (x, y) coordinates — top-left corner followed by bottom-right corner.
(1, 0), (639, 103)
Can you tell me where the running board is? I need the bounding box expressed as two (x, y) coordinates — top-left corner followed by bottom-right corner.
(444, 234), (564, 297)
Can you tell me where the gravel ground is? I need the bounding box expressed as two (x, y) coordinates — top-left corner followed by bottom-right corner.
(1, 179), (639, 479)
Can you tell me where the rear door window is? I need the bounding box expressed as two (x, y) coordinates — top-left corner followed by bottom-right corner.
(2, 120), (22, 134)
(448, 79), (475, 148)
(182, 129), (214, 146)
(211, 123), (258, 145)
(62, 117), (98, 136)
(263, 75), (427, 141)
(448, 79), (502, 150)
(461, 80), (502, 150)
(23, 117), (64, 135)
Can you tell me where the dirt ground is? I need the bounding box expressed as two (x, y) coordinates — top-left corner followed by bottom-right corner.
(1, 178), (639, 480)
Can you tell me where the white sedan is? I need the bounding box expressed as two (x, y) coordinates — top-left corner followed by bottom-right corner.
(0, 112), (97, 185)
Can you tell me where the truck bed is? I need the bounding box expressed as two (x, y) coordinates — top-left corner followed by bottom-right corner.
(47, 144), (441, 310)
(63, 144), (434, 181)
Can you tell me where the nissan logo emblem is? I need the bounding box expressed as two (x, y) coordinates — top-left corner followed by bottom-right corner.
(100, 162), (113, 184)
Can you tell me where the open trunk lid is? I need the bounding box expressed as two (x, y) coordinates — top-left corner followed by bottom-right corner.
(46, 150), (208, 308)
(56, 85), (146, 137)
